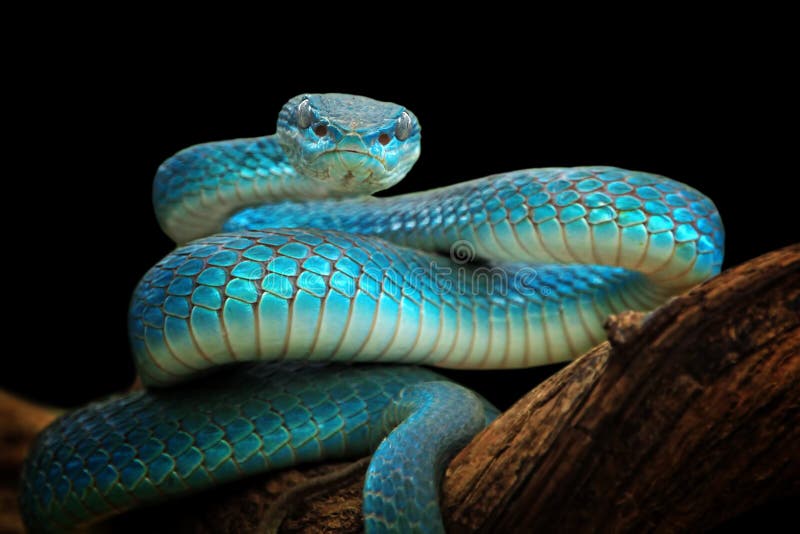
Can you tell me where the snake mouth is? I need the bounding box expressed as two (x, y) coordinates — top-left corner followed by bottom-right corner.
(312, 149), (388, 170)
(303, 149), (392, 192)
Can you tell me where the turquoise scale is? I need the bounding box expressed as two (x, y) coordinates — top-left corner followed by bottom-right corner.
(20, 94), (724, 533)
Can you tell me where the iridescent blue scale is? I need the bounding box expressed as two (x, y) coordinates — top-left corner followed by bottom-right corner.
(21, 94), (723, 533)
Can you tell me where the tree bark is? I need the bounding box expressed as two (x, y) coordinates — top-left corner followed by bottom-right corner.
(442, 243), (799, 532)
(1, 245), (797, 532)
(0, 392), (58, 533)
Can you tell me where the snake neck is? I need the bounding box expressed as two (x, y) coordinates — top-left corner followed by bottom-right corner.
(153, 135), (355, 244)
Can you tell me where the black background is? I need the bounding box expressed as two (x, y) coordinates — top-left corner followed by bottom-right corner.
(4, 43), (796, 529)
(5, 60), (794, 404)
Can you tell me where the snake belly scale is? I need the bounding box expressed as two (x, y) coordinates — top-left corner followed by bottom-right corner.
(20, 94), (724, 532)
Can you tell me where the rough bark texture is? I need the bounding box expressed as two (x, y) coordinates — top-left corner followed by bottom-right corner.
(0, 393), (58, 533)
(1, 245), (797, 532)
(442, 243), (799, 532)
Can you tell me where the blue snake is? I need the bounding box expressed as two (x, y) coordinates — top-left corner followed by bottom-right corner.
(20, 93), (725, 532)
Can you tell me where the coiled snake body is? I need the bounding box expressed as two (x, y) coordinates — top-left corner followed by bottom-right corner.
(21, 94), (724, 532)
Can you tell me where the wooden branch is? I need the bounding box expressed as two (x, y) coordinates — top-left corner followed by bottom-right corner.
(443, 243), (799, 532)
(0, 393), (58, 533)
(2, 245), (797, 533)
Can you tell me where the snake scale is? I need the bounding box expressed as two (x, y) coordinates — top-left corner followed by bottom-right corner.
(20, 94), (724, 532)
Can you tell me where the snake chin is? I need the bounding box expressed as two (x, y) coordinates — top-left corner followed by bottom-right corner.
(303, 150), (395, 193)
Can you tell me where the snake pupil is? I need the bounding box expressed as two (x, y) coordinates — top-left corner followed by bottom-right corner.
(314, 124), (328, 137)
(378, 133), (391, 145)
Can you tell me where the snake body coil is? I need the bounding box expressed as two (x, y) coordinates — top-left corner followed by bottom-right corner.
(21, 94), (724, 532)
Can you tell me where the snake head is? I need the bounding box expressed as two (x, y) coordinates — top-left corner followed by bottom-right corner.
(277, 93), (421, 194)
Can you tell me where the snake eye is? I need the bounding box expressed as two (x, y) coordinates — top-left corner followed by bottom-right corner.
(297, 99), (313, 129)
(395, 111), (413, 141)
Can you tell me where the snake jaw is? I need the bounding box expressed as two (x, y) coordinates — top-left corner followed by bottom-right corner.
(304, 149), (388, 192)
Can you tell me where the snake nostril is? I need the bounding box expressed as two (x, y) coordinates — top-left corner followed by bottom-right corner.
(314, 124), (328, 137)
(378, 133), (391, 146)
